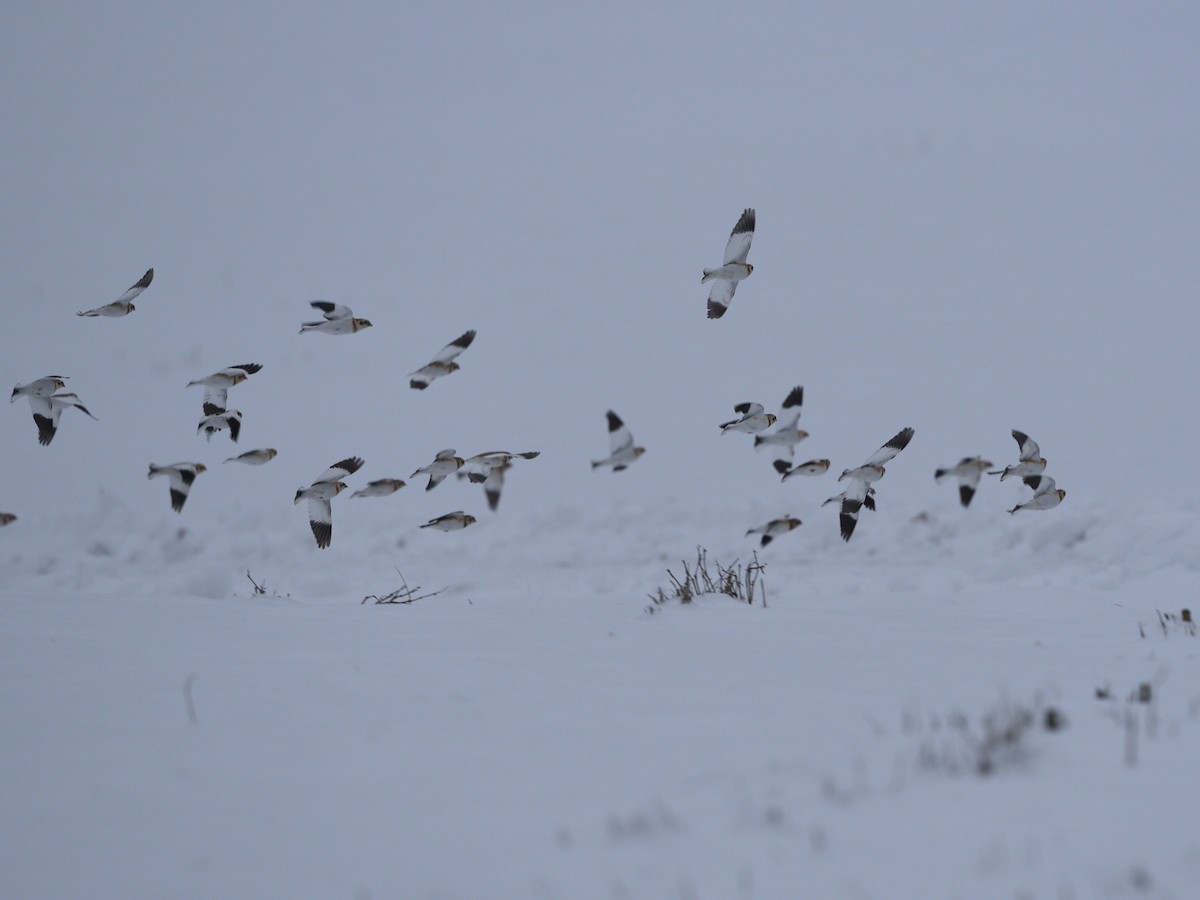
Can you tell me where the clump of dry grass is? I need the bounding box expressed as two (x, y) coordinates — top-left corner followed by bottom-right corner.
(647, 546), (766, 612)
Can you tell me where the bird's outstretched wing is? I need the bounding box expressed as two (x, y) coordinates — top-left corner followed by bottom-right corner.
(314, 456), (364, 484)
(862, 427), (915, 468)
(1012, 430), (1041, 462)
(430, 330), (476, 366)
(723, 208), (755, 265)
(310, 301), (353, 320)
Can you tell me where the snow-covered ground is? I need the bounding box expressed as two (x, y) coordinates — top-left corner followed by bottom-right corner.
(3, 491), (1198, 899)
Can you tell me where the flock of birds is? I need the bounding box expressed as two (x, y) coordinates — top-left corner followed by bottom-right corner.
(5, 209), (1067, 549)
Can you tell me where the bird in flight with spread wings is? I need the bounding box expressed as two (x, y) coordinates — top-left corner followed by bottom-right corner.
(77, 268), (154, 318)
(837, 427), (915, 541)
(294, 456), (364, 548)
(989, 430), (1047, 481)
(299, 301), (373, 335)
(591, 410), (646, 472)
(410, 330), (476, 390)
(702, 208), (755, 319)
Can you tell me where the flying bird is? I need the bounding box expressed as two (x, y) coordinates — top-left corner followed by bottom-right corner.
(836, 427), (914, 541)
(745, 515), (802, 547)
(187, 364), (263, 410)
(703, 208), (755, 319)
(197, 403), (242, 443)
(719, 402), (776, 435)
(299, 301), (373, 335)
(462, 451), (540, 482)
(411, 449), (465, 491)
(17, 391), (98, 446)
(410, 330), (476, 390)
(148, 462), (207, 513)
(591, 410), (646, 472)
(76, 268), (154, 317)
(224, 448), (278, 465)
(754, 386), (808, 474)
(420, 510), (477, 532)
(1008, 475), (1066, 514)
(822, 486), (876, 511)
(457, 462), (513, 511)
(295, 456), (364, 548)
(0, 513), (16, 528)
(989, 430), (1047, 481)
(351, 478), (407, 498)
(780, 458), (831, 481)
(934, 456), (994, 508)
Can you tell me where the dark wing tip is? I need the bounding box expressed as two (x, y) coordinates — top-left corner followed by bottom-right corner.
(773, 460), (792, 475)
(179, 469), (197, 486)
(333, 456), (365, 475)
(169, 489), (187, 513)
(707, 300), (727, 319)
(732, 208), (755, 235)
(310, 300), (336, 313)
(863, 495), (877, 512)
(782, 386), (803, 409)
(33, 413), (55, 446)
(202, 402), (225, 417)
(1011, 429), (1029, 446)
(410, 379), (428, 390)
(227, 417), (241, 443)
(310, 520), (332, 549)
(605, 410), (623, 432)
(959, 485), (975, 507)
(888, 427), (915, 451)
(137, 268), (154, 288)
(486, 488), (501, 512)
(760, 535), (773, 547)
(453, 329), (477, 349)
(235, 363), (263, 375)
(839, 515), (856, 542)
(1022, 475), (1041, 491)
(733, 402), (753, 415)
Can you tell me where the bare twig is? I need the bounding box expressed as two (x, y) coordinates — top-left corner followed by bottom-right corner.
(246, 570), (266, 595)
(362, 569), (446, 605)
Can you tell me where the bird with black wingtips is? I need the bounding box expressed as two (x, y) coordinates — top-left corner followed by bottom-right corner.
(703, 208), (755, 319)
(836, 427), (914, 541)
(461, 451), (540, 483)
(299, 301), (372, 335)
(11, 376), (68, 402)
(754, 386), (808, 474)
(187, 364), (263, 411)
(1009, 475), (1066, 514)
(411, 449), (465, 491)
(19, 391), (98, 446)
(745, 515), (802, 547)
(148, 462), (207, 513)
(592, 410), (646, 472)
(935, 456), (993, 507)
(989, 430), (1047, 481)
(76, 268), (154, 317)
(420, 511), (477, 532)
(295, 457), (364, 549)
(719, 402), (776, 435)
(197, 403), (242, 443)
(410, 330), (476, 390)
(0, 513), (17, 528)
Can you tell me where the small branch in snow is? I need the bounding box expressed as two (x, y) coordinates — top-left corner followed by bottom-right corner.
(363, 569), (445, 605)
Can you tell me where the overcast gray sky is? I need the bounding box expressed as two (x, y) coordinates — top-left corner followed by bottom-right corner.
(3, 1), (1198, 537)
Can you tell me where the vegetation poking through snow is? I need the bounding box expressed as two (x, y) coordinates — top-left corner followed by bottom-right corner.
(647, 546), (766, 611)
(362, 570), (445, 605)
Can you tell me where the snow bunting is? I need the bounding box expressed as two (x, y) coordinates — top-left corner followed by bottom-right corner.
(1008, 475), (1066, 514)
(457, 461), (511, 511)
(0, 512), (16, 527)
(822, 486), (876, 511)
(299, 301), (372, 335)
(411, 449), (464, 491)
(935, 456), (994, 508)
(703, 208), (755, 319)
(753, 386), (809, 473)
(351, 478), (407, 498)
(197, 403), (242, 443)
(186, 363), (263, 410)
(19, 391), (98, 446)
(420, 510), (477, 532)
(836, 428), (914, 541)
(295, 456), (364, 548)
(11, 375), (68, 402)
(989, 430), (1047, 480)
(148, 462), (207, 513)
(780, 458), (831, 481)
(720, 402), (777, 435)
(76, 268), (154, 317)
(224, 448), (278, 465)
(745, 515), (802, 547)
(591, 410), (646, 472)
(462, 451), (540, 483)
(410, 330), (476, 390)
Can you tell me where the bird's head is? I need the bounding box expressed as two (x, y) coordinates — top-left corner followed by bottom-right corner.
(744, 263), (754, 275)
(462, 514), (477, 526)
(633, 447), (647, 459)
(333, 481), (350, 495)
(195, 464), (208, 474)
(447, 362), (461, 374)
(1057, 489), (1067, 502)
(356, 318), (374, 329)
(764, 413), (777, 427)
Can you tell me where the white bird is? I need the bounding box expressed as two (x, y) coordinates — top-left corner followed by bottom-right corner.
(462, 451), (540, 482)
(351, 478), (407, 498)
(989, 430), (1047, 481)
(703, 208), (755, 319)
(76, 268), (154, 317)
(11, 375), (68, 402)
(197, 403), (242, 443)
(1009, 475), (1066, 514)
(780, 458), (831, 481)
(294, 456), (364, 548)
(186, 363), (263, 410)
(20, 392), (98, 446)
(410, 330), (476, 390)
(935, 456), (994, 508)
(0, 512), (17, 528)
(754, 386), (808, 474)
(822, 485), (876, 511)
(411, 449), (465, 491)
(719, 402), (776, 435)
(745, 515), (802, 547)
(420, 510), (477, 532)
(299, 301), (373, 335)
(836, 427), (914, 542)
(224, 448), (278, 465)
(148, 462), (207, 513)
(591, 410), (646, 472)
(457, 462), (512, 511)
